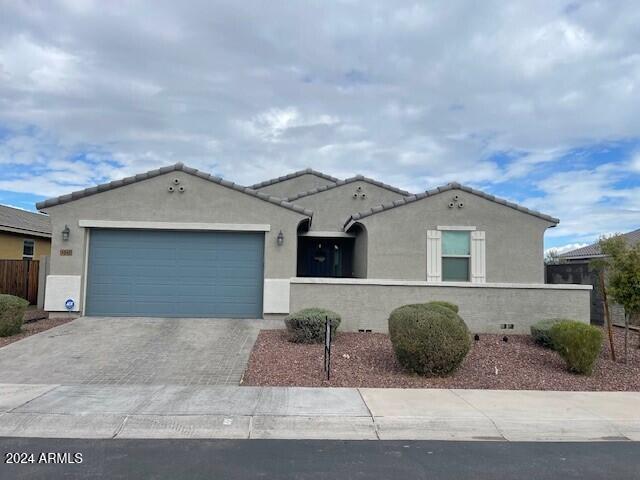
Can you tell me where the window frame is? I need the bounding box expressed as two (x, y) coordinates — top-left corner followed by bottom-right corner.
(22, 239), (35, 260)
(440, 228), (472, 282)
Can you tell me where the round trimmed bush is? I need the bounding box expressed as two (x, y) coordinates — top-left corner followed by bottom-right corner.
(284, 308), (341, 343)
(530, 318), (571, 348)
(0, 294), (28, 337)
(425, 301), (459, 314)
(549, 321), (602, 375)
(388, 303), (471, 376)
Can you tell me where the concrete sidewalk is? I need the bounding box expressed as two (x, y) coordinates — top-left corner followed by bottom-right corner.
(1, 383), (639, 441)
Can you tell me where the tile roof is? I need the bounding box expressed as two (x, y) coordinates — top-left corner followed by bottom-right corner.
(559, 228), (640, 259)
(343, 182), (560, 228)
(35, 163), (314, 217)
(0, 204), (51, 237)
(250, 168), (341, 190)
(285, 175), (412, 201)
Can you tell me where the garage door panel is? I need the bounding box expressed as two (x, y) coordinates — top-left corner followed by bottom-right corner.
(85, 229), (264, 318)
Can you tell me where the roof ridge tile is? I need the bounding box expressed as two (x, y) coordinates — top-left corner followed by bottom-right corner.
(343, 181), (559, 228)
(285, 175), (412, 201)
(250, 168), (341, 189)
(36, 163), (313, 217)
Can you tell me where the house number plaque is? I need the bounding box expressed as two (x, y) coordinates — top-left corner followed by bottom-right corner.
(60, 249), (73, 256)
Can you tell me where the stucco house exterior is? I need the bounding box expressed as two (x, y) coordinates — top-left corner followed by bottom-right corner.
(0, 204), (51, 260)
(36, 163), (590, 333)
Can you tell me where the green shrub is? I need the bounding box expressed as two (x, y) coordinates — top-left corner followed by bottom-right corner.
(425, 301), (459, 314)
(0, 294), (28, 337)
(388, 303), (470, 376)
(284, 308), (341, 343)
(549, 321), (602, 375)
(531, 319), (571, 348)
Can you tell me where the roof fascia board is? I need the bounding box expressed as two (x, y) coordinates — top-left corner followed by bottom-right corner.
(0, 225), (52, 238)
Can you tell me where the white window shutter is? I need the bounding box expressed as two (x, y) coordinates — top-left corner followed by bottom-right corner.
(426, 230), (442, 282)
(471, 230), (486, 283)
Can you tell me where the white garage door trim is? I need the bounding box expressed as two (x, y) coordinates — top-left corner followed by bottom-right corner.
(84, 228), (266, 318)
(78, 220), (271, 232)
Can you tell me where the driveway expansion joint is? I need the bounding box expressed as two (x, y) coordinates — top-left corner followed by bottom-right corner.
(112, 415), (129, 439)
(357, 388), (380, 440)
(5, 384), (61, 414)
(448, 388), (508, 441)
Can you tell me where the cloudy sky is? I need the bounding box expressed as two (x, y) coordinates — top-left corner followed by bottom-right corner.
(1, 0), (639, 252)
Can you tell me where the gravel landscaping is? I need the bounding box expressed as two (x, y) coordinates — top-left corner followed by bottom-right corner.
(23, 307), (48, 323)
(0, 316), (74, 348)
(242, 326), (640, 391)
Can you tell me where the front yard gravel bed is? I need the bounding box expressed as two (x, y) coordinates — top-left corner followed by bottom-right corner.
(242, 327), (640, 391)
(23, 308), (48, 323)
(0, 317), (73, 348)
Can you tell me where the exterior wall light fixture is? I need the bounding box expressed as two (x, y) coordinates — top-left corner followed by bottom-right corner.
(62, 225), (70, 241)
(277, 230), (284, 246)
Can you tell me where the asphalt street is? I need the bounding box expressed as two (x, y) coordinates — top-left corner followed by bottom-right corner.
(1, 438), (639, 480)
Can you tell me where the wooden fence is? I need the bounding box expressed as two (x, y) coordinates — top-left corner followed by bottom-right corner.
(0, 260), (40, 304)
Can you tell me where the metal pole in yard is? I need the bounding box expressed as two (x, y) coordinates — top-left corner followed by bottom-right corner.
(324, 315), (331, 381)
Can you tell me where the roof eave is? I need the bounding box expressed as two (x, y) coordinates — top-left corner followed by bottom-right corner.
(286, 175), (412, 202)
(0, 225), (52, 238)
(36, 163), (314, 218)
(342, 182), (559, 226)
(250, 168), (341, 190)
(559, 253), (605, 260)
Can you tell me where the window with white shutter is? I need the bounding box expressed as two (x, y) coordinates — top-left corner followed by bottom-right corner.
(428, 227), (486, 283)
(470, 230), (486, 283)
(426, 230), (441, 282)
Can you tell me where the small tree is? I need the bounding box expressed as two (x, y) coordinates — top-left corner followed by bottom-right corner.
(599, 235), (640, 364)
(544, 249), (565, 265)
(590, 257), (615, 361)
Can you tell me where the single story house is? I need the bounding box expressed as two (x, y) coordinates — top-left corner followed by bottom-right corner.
(558, 228), (640, 263)
(0, 204), (51, 260)
(549, 228), (640, 326)
(37, 164), (590, 333)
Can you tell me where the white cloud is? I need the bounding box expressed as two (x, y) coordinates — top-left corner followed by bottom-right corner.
(631, 151), (640, 172)
(235, 107), (340, 143)
(524, 161), (640, 242)
(0, 0), (637, 243)
(0, 35), (80, 93)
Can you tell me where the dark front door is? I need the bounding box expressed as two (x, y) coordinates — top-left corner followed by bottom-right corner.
(297, 237), (354, 277)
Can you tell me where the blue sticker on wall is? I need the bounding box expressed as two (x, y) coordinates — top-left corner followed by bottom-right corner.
(65, 299), (75, 311)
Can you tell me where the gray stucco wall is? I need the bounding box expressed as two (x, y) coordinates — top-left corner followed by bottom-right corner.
(42, 171), (308, 289)
(254, 174), (336, 199)
(352, 224), (367, 278)
(295, 181), (407, 232)
(356, 188), (554, 283)
(290, 280), (591, 333)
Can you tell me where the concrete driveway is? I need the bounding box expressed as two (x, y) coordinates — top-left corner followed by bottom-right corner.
(0, 317), (281, 386)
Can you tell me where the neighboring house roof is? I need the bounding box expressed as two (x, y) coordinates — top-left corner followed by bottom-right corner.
(344, 182), (559, 229)
(0, 204), (51, 238)
(36, 163), (314, 217)
(559, 228), (640, 259)
(285, 175), (413, 201)
(250, 168), (341, 190)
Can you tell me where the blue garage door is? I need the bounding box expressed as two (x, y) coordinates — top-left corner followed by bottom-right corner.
(86, 229), (264, 318)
